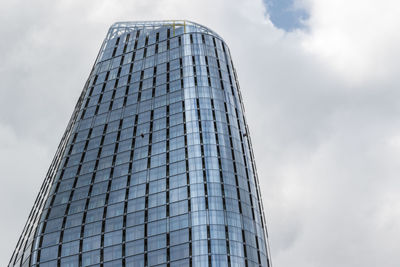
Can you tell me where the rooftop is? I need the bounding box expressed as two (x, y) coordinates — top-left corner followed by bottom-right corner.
(106, 20), (223, 41)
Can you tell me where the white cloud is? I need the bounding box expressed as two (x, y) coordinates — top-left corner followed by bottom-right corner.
(301, 0), (400, 84)
(0, 123), (54, 263)
(1, 0), (400, 266)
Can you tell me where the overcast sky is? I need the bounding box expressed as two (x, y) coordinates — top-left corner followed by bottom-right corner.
(1, 0), (400, 266)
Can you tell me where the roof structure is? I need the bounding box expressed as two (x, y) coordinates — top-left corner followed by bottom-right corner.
(106, 20), (223, 41)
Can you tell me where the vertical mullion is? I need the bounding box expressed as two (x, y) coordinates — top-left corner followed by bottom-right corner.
(58, 128), (92, 266)
(79, 127), (104, 266)
(166, 104), (170, 266)
(223, 102), (248, 267)
(224, 39), (267, 265)
(211, 98), (231, 267)
(100, 55), (123, 266)
(121, 113), (138, 267)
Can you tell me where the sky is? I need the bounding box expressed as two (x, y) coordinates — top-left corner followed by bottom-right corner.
(264, 0), (309, 31)
(1, 0), (400, 266)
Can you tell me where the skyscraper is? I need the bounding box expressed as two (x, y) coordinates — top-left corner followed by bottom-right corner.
(9, 21), (272, 267)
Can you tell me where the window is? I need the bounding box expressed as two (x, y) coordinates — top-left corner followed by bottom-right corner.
(104, 230), (122, 246)
(126, 211), (145, 227)
(82, 250), (100, 265)
(84, 222), (102, 237)
(148, 234), (166, 251)
(39, 245), (58, 261)
(170, 243), (189, 261)
(82, 235), (101, 252)
(60, 255), (79, 267)
(125, 239), (144, 256)
(62, 226), (81, 242)
(104, 245), (122, 261)
(126, 225), (144, 241)
(106, 202), (124, 218)
(148, 249), (166, 266)
(44, 218), (63, 233)
(170, 229), (189, 246)
(61, 241), (79, 257)
(148, 219), (167, 236)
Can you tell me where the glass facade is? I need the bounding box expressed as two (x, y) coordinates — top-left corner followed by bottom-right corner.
(9, 21), (272, 267)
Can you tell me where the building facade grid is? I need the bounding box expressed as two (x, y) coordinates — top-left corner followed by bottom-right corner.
(9, 21), (272, 267)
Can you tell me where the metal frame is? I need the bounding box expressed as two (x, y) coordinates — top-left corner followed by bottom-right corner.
(106, 20), (223, 42)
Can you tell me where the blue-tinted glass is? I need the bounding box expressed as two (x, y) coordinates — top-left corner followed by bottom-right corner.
(9, 21), (271, 267)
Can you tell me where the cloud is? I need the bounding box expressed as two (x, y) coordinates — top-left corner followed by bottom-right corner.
(1, 0), (400, 266)
(0, 123), (53, 263)
(301, 0), (400, 84)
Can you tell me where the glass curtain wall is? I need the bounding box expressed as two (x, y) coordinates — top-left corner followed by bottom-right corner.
(9, 21), (272, 267)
